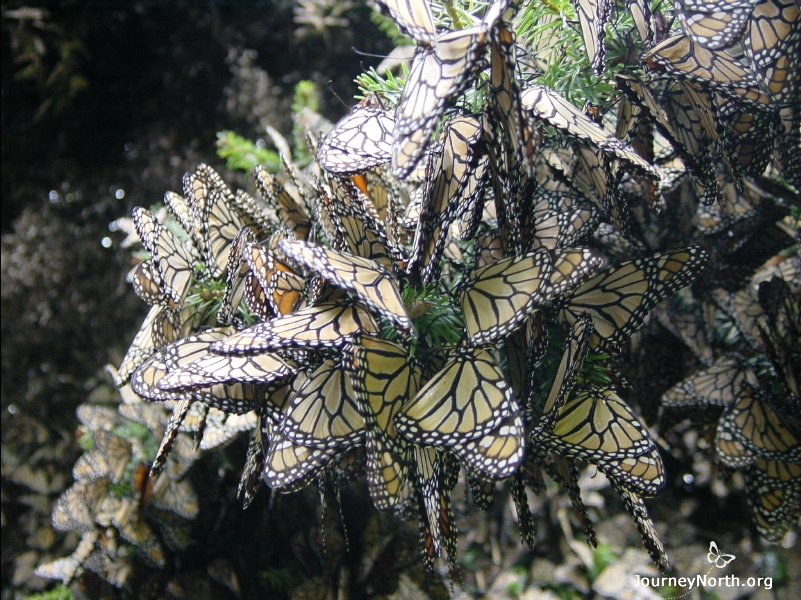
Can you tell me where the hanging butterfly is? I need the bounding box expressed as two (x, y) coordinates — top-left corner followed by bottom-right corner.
(391, 23), (495, 179)
(373, 0), (437, 46)
(407, 115), (487, 285)
(344, 335), (419, 511)
(210, 301), (379, 354)
(715, 384), (801, 468)
(571, 0), (613, 75)
(278, 357), (365, 450)
(661, 354), (759, 412)
(676, 1), (754, 50)
(743, 458), (801, 542)
(642, 33), (771, 108)
(318, 94), (394, 174)
(253, 165), (312, 240)
(610, 480), (670, 573)
(396, 347), (525, 479)
(115, 304), (183, 387)
(555, 246), (710, 353)
(278, 238), (415, 335)
(132, 206), (195, 308)
(520, 84), (661, 180)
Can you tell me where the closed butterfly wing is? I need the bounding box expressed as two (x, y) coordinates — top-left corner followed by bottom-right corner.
(345, 335), (419, 510)
(572, 0), (613, 75)
(676, 0), (753, 50)
(278, 238), (415, 335)
(392, 26), (490, 179)
(743, 458), (801, 542)
(610, 480), (670, 573)
(132, 207), (195, 307)
(521, 84), (660, 180)
(715, 385), (801, 467)
(210, 301), (379, 354)
(319, 95), (394, 174)
(374, 0), (437, 45)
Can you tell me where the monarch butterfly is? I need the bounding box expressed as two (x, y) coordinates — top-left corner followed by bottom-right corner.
(537, 375), (665, 491)
(715, 385), (801, 468)
(116, 399), (167, 442)
(262, 429), (337, 492)
(132, 328), (269, 414)
(52, 479), (108, 532)
(218, 226), (258, 325)
(676, 1), (752, 50)
(571, 0), (613, 75)
(486, 23), (537, 181)
(129, 260), (163, 306)
(461, 251), (552, 345)
(461, 248), (604, 347)
(253, 165), (312, 240)
(627, 0), (655, 46)
(757, 276), (800, 397)
(407, 115), (486, 285)
(210, 301), (379, 354)
(345, 335), (419, 510)
(238, 425), (265, 508)
(318, 95), (394, 174)
(643, 33), (770, 107)
(520, 84), (660, 180)
(743, 458), (801, 542)
(320, 176), (404, 272)
(201, 185), (248, 279)
(616, 74), (719, 206)
(245, 238), (306, 318)
(132, 207), (195, 308)
(232, 187), (275, 233)
(148, 468), (200, 519)
(279, 358), (365, 449)
(157, 346), (294, 391)
(412, 446), (459, 571)
(556, 247), (710, 353)
(391, 26), (491, 179)
(77, 430), (133, 485)
(711, 286), (766, 349)
(278, 239), (415, 335)
(373, 0), (437, 46)
(395, 347), (523, 476)
(454, 410), (525, 480)
(744, 0), (800, 104)
(524, 200), (599, 253)
(116, 304), (183, 386)
(35, 531), (99, 585)
(661, 354), (758, 411)
(170, 400), (256, 453)
(531, 314), (594, 429)
(611, 480), (670, 573)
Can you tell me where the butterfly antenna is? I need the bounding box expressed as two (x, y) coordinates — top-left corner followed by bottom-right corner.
(326, 82), (353, 110)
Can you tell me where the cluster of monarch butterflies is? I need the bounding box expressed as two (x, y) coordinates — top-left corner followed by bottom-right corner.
(660, 250), (800, 543)
(42, 0), (799, 593)
(35, 384), (204, 594)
